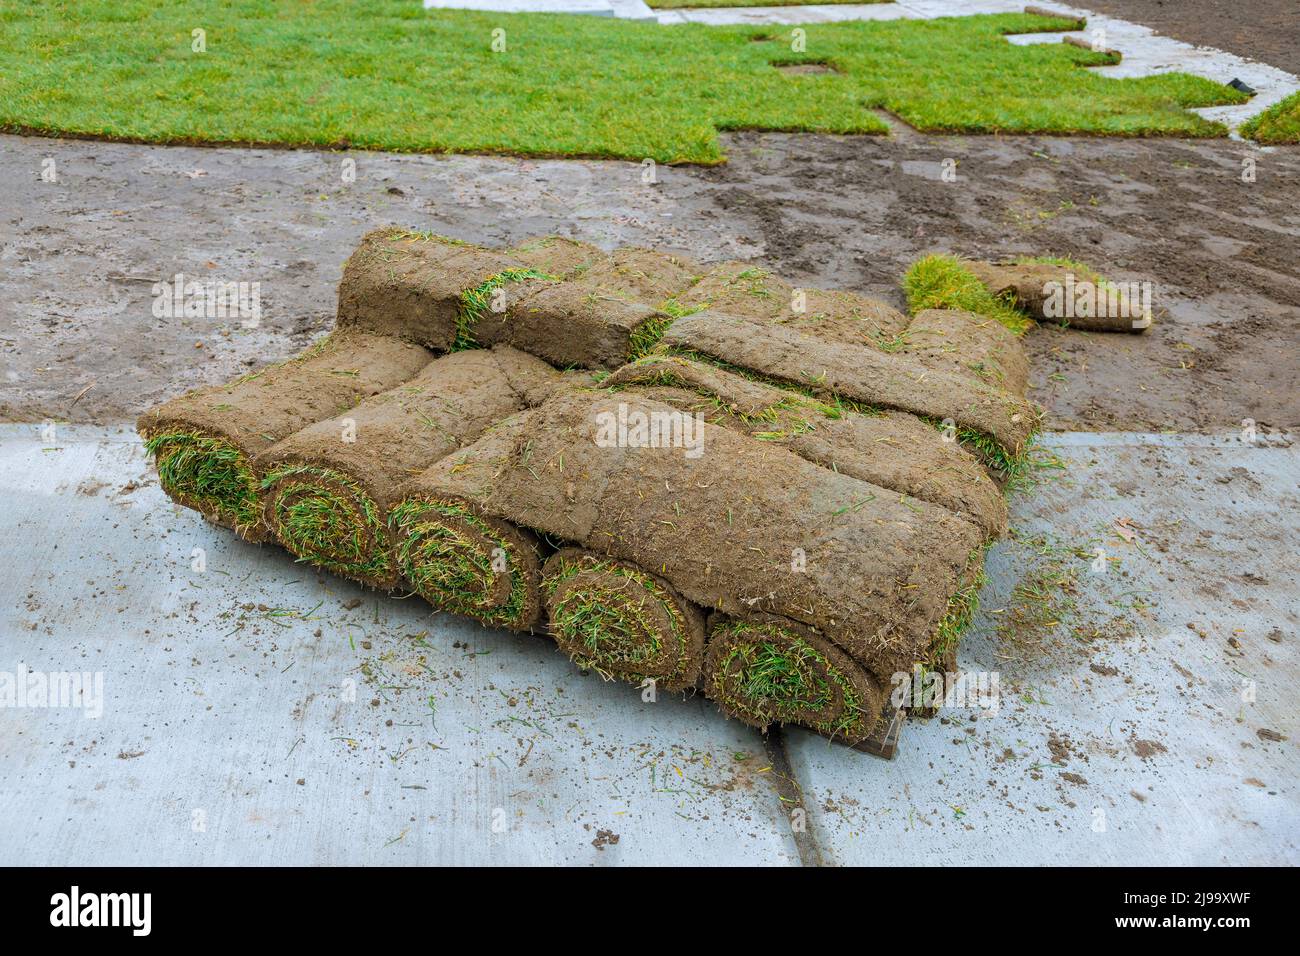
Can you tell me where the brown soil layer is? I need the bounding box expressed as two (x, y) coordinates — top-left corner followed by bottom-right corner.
(2, 132), (1295, 432)
(397, 391), (987, 679)
(675, 260), (911, 344)
(905, 308), (1031, 394)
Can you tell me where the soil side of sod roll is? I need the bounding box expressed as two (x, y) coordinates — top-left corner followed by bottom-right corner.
(138, 330), (432, 541)
(902, 308), (1031, 396)
(336, 228), (533, 351)
(475, 279), (666, 369)
(542, 548), (706, 694)
(394, 390), (987, 679)
(674, 260), (912, 345)
(577, 248), (705, 305)
(460, 246), (705, 365)
(601, 354), (1007, 535)
(506, 235), (607, 280)
(704, 615), (886, 746)
(659, 311), (1039, 466)
(255, 346), (565, 589)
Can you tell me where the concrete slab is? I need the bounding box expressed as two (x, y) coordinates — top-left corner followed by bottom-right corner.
(0, 425), (797, 866)
(786, 432), (1299, 865)
(1, 426), (1295, 865)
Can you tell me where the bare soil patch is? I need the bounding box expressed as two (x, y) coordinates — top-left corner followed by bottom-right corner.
(2, 130), (1295, 431)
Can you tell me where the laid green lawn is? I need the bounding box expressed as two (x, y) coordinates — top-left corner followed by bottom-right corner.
(650, 0), (883, 9)
(1240, 91), (1300, 144)
(0, 1), (1247, 163)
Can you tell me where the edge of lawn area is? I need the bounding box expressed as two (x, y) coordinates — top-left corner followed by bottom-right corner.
(1240, 91), (1300, 144)
(0, 4), (1249, 164)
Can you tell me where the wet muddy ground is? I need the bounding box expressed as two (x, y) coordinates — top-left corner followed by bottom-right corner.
(1, 129), (1296, 432)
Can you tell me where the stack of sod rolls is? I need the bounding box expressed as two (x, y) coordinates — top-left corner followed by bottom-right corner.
(141, 230), (1051, 751)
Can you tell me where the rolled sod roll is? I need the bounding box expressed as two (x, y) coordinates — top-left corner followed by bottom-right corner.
(393, 391), (987, 678)
(471, 247), (706, 367)
(674, 261), (911, 344)
(659, 312), (1039, 470)
(388, 493), (545, 633)
(473, 278), (668, 369)
(902, 308), (1031, 397)
(704, 616), (886, 745)
(336, 228), (553, 351)
(600, 354), (1007, 535)
(967, 260), (1157, 333)
(506, 235), (606, 279)
(542, 548), (706, 693)
(254, 346), (564, 589)
(138, 331), (432, 541)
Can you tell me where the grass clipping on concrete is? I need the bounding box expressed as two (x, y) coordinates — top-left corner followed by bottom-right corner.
(0, 4), (1248, 164)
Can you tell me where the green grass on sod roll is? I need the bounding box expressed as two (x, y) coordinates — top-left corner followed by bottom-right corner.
(144, 431), (261, 534)
(0, 4), (1247, 165)
(544, 556), (693, 686)
(709, 620), (873, 739)
(262, 465), (393, 582)
(929, 561), (987, 662)
(389, 498), (534, 628)
(903, 254), (1035, 335)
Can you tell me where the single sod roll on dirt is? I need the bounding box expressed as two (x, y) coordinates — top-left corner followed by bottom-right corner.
(966, 260), (1157, 333)
(658, 312), (1038, 473)
(600, 354), (1007, 535)
(542, 548), (706, 693)
(336, 228), (554, 351)
(902, 308), (1031, 397)
(138, 331), (433, 541)
(673, 260), (911, 345)
(704, 616), (886, 745)
(254, 346), (564, 589)
(393, 391), (986, 679)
